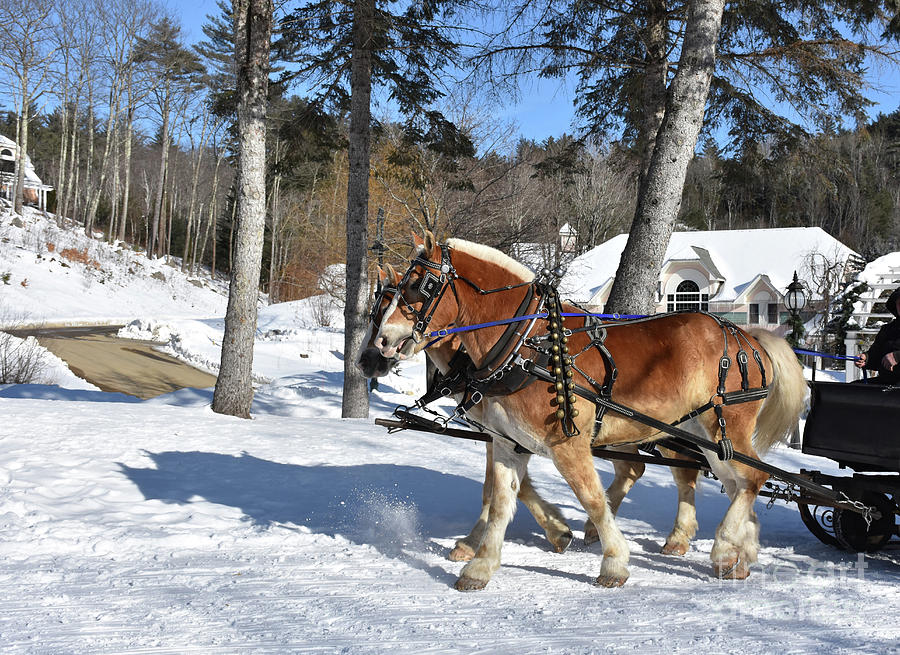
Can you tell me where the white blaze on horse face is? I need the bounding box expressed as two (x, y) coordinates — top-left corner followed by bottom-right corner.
(374, 292), (403, 356)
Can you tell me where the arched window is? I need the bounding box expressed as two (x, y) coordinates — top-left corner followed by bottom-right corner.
(667, 280), (709, 312)
(0, 149), (12, 159)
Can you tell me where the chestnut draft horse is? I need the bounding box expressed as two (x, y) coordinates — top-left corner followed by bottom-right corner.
(358, 265), (703, 561)
(359, 267), (574, 560)
(371, 233), (806, 590)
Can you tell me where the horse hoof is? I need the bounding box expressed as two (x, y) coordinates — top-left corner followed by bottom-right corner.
(661, 540), (689, 556)
(713, 558), (750, 580)
(552, 530), (574, 553)
(455, 576), (488, 592)
(448, 544), (475, 562)
(584, 522), (600, 546)
(594, 574), (628, 588)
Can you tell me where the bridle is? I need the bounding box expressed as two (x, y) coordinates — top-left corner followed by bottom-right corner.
(370, 244), (460, 342)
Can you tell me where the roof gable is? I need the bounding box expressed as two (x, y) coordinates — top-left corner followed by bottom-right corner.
(560, 227), (858, 303)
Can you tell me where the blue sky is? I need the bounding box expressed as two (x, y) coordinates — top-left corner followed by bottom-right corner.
(175, 1), (900, 144)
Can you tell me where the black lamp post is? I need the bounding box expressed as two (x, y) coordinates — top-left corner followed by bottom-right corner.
(785, 271), (808, 449)
(784, 271), (807, 348)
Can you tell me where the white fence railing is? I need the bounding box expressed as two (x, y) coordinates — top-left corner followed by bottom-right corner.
(842, 270), (900, 381)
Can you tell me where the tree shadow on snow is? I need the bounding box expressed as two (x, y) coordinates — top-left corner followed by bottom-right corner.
(0, 383), (142, 403)
(119, 450), (560, 586)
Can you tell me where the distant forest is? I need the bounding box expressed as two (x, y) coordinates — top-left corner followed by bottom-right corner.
(13, 101), (898, 297)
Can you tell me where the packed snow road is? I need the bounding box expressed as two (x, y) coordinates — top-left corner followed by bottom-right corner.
(8, 325), (217, 398)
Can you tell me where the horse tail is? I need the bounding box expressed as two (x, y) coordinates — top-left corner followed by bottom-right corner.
(748, 328), (808, 455)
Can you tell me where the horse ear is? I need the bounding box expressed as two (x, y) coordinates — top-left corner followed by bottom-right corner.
(412, 232), (425, 248)
(386, 263), (399, 283)
(376, 264), (388, 284)
(424, 230), (437, 258)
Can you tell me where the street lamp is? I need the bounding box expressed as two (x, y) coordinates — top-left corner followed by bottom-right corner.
(784, 270), (807, 348)
(785, 271), (808, 450)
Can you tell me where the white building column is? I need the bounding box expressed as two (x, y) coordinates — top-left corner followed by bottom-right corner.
(845, 330), (859, 382)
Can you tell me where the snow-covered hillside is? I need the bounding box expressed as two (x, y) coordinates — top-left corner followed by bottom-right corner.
(0, 207), (233, 326)
(1, 208), (898, 653)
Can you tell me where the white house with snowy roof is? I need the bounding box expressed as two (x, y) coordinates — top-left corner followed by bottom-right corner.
(0, 134), (52, 210)
(559, 227), (859, 333)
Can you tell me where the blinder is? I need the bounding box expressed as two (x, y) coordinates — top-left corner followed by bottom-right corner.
(392, 244), (458, 338)
(418, 271), (443, 300)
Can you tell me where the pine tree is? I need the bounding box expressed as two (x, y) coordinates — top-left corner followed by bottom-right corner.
(278, 0), (473, 418)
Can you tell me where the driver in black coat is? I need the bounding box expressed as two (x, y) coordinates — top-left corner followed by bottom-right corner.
(854, 286), (900, 384)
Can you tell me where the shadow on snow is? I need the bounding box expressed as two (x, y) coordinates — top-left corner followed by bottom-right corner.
(118, 450), (562, 585)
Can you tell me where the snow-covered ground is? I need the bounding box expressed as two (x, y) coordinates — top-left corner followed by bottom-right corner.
(1, 208), (898, 653)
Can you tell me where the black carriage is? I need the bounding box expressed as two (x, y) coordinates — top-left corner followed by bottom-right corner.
(797, 380), (900, 552)
(379, 378), (900, 553)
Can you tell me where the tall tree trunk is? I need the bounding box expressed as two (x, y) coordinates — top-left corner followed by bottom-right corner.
(150, 91), (170, 257)
(85, 91), (95, 231)
(199, 151), (222, 275)
(192, 202), (204, 272)
(268, 172), (280, 300)
(637, 0), (668, 188)
(212, 0), (272, 418)
(109, 118), (120, 242)
(341, 0), (374, 419)
(605, 0), (725, 315)
(14, 96), (28, 215)
(166, 184), (176, 260)
(70, 127), (81, 224)
(61, 98), (79, 223)
(85, 90), (120, 237)
(56, 101), (69, 223)
(183, 113), (208, 272)
(118, 95), (135, 242)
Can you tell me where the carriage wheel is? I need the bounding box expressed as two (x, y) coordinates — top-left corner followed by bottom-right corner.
(832, 491), (897, 553)
(798, 502), (842, 549)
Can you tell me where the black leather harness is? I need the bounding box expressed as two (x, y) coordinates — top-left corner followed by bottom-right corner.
(389, 246), (770, 462)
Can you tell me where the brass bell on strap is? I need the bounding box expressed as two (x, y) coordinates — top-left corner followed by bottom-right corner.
(556, 409), (566, 420)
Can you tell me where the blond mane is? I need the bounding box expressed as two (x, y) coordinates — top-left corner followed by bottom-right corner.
(446, 238), (535, 282)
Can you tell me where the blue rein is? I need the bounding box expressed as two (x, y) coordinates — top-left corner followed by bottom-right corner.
(424, 312), (862, 362)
